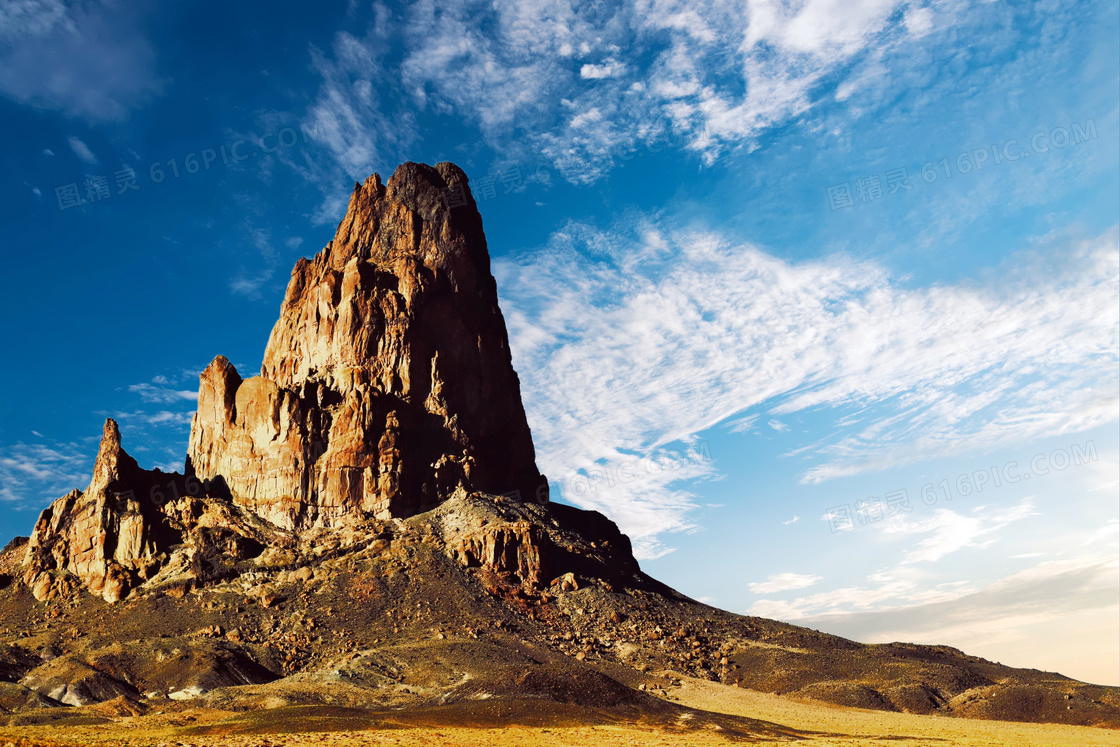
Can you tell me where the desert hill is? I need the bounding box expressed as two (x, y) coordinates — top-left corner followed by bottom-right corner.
(0, 162), (1116, 741)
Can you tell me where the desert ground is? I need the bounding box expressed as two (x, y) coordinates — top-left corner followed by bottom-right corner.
(3, 672), (1117, 747)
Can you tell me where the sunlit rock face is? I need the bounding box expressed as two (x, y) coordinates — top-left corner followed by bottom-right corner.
(26, 420), (177, 603)
(187, 161), (548, 530)
(23, 162), (550, 604)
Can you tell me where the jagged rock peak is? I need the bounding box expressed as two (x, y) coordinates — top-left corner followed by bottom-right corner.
(89, 418), (139, 494)
(188, 161), (547, 530)
(326, 161), (485, 277)
(25, 419), (161, 604)
(22, 162), (552, 605)
(25, 418), (269, 604)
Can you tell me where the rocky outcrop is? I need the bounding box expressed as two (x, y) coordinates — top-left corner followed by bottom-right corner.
(23, 419), (269, 604)
(187, 162), (547, 530)
(23, 420), (173, 603)
(427, 491), (642, 598)
(21, 162), (553, 602)
(449, 521), (548, 587)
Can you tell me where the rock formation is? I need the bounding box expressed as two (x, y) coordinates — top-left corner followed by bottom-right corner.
(22, 419), (269, 603)
(6, 163), (1120, 734)
(187, 161), (547, 530)
(22, 161), (552, 603)
(23, 420), (169, 603)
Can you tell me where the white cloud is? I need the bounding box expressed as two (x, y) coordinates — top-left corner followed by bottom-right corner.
(128, 381), (198, 405)
(749, 572), (822, 594)
(495, 221), (1118, 551)
(783, 515), (800, 525)
(723, 414), (758, 433)
(67, 136), (96, 165)
(0, 440), (90, 505)
(903, 6), (935, 37)
(744, 0), (904, 60)
(747, 568), (972, 620)
(879, 500), (1039, 564)
(0, 1), (163, 120)
(294, 8), (417, 223)
(300, 0), (962, 190)
(581, 59), (627, 79)
(111, 410), (196, 428)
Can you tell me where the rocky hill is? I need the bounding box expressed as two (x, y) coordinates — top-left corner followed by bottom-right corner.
(1, 162), (1117, 738)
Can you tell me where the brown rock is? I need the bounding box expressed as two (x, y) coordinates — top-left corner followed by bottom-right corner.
(23, 420), (267, 603)
(24, 421), (165, 603)
(450, 521), (547, 586)
(187, 163), (547, 529)
(20, 162), (553, 603)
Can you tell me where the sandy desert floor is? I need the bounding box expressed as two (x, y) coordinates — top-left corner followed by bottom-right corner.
(674, 677), (1120, 746)
(2, 674), (1117, 747)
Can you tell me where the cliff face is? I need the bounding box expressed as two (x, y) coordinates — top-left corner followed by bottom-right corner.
(187, 162), (547, 530)
(23, 161), (555, 603)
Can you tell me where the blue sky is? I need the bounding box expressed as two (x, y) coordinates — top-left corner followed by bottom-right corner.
(0, 0), (1117, 685)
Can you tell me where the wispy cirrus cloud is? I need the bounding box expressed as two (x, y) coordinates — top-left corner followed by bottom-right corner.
(298, 0), (970, 198)
(67, 136), (97, 165)
(883, 500), (1039, 564)
(295, 7), (417, 223)
(0, 0), (163, 121)
(110, 410), (195, 428)
(229, 227), (284, 299)
(127, 381), (197, 405)
(749, 572), (822, 594)
(495, 222), (1118, 551)
(0, 439), (91, 506)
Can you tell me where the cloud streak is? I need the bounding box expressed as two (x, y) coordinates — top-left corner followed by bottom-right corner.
(300, 0), (963, 192)
(0, 439), (91, 506)
(495, 222), (1118, 550)
(0, 1), (163, 121)
(749, 572), (822, 594)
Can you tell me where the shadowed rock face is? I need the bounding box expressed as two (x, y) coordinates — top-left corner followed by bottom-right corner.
(187, 162), (547, 529)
